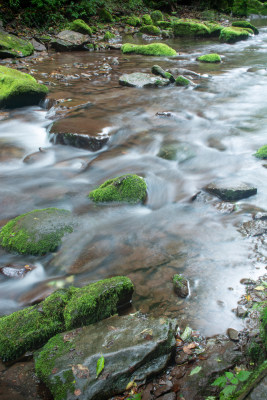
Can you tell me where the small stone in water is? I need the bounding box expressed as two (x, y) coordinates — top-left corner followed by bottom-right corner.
(0, 264), (36, 279)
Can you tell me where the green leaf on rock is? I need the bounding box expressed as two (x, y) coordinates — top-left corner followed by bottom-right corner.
(189, 366), (202, 376)
(181, 326), (192, 341)
(225, 372), (234, 379)
(126, 394), (142, 400)
(212, 375), (227, 387)
(96, 355), (105, 377)
(221, 384), (236, 396)
(236, 370), (251, 382)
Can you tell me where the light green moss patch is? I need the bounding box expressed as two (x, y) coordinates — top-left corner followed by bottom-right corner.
(157, 21), (172, 29)
(0, 208), (73, 255)
(0, 31), (34, 58)
(151, 10), (163, 24)
(204, 22), (223, 36)
(104, 31), (115, 41)
(197, 53), (221, 63)
(232, 20), (259, 34)
(219, 26), (251, 43)
(121, 43), (176, 57)
(175, 76), (190, 87)
(142, 14), (153, 25)
(69, 19), (92, 36)
(172, 19), (211, 37)
(89, 174), (147, 204)
(140, 25), (161, 35)
(126, 16), (141, 27)
(0, 65), (48, 109)
(151, 65), (175, 82)
(254, 144), (267, 159)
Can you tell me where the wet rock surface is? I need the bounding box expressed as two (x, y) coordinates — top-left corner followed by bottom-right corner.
(205, 182), (257, 202)
(50, 30), (91, 51)
(119, 72), (170, 88)
(0, 263), (36, 279)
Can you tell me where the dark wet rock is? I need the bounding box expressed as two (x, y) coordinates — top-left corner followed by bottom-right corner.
(35, 314), (177, 400)
(227, 328), (239, 341)
(240, 219), (267, 237)
(236, 306), (247, 318)
(30, 38), (46, 52)
(0, 264), (36, 279)
(119, 72), (170, 88)
(240, 278), (256, 285)
(0, 276), (134, 361)
(152, 65), (175, 82)
(50, 30), (90, 51)
(157, 143), (195, 162)
(50, 131), (109, 151)
(0, 32), (34, 58)
(205, 182), (257, 202)
(173, 274), (189, 298)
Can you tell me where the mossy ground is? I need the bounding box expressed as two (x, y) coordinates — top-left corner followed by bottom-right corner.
(104, 31), (115, 41)
(121, 43), (176, 57)
(126, 16), (141, 27)
(69, 19), (92, 35)
(254, 145), (267, 159)
(0, 65), (48, 108)
(197, 53), (221, 63)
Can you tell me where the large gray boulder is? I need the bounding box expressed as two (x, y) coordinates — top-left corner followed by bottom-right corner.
(50, 30), (91, 51)
(119, 72), (170, 88)
(205, 182), (257, 202)
(35, 314), (177, 400)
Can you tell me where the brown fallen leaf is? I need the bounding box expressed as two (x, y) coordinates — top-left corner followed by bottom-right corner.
(183, 342), (196, 355)
(72, 364), (90, 379)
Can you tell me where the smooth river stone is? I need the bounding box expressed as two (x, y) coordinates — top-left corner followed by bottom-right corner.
(205, 182), (257, 202)
(119, 72), (170, 88)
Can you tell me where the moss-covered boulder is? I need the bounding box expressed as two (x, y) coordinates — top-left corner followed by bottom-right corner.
(121, 43), (176, 56)
(151, 65), (175, 82)
(204, 22), (223, 37)
(151, 10), (163, 24)
(172, 19), (211, 37)
(69, 19), (92, 36)
(197, 53), (221, 63)
(0, 31), (34, 58)
(173, 274), (189, 298)
(104, 30), (115, 41)
(219, 26), (251, 43)
(232, 20), (259, 34)
(175, 75), (191, 87)
(89, 174), (147, 204)
(157, 21), (172, 29)
(0, 66), (48, 109)
(0, 208), (73, 255)
(126, 15), (141, 27)
(99, 8), (113, 22)
(254, 144), (267, 159)
(142, 14), (153, 25)
(139, 25), (161, 35)
(0, 276), (134, 361)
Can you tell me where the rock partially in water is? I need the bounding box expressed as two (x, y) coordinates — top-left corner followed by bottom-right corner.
(151, 65), (175, 82)
(30, 38), (46, 52)
(119, 72), (170, 88)
(197, 53), (221, 63)
(0, 32), (34, 58)
(0, 208), (74, 255)
(173, 274), (189, 298)
(0, 263), (36, 279)
(239, 219), (267, 237)
(50, 30), (91, 51)
(0, 276), (134, 361)
(219, 27), (251, 43)
(50, 131), (109, 151)
(121, 43), (176, 56)
(205, 182), (257, 202)
(254, 144), (267, 159)
(35, 314), (177, 400)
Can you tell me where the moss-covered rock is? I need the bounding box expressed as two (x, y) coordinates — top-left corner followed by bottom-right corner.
(104, 30), (115, 41)
(254, 144), (267, 159)
(139, 25), (161, 35)
(172, 19), (211, 37)
(0, 208), (73, 255)
(219, 26), (251, 43)
(0, 31), (34, 58)
(232, 20), (259, 34)
(69, 19), (92, 36)
(197, 53), (221, 63)
(142, 14), (153, 25)
(121, 42), (176, 56)
(151, 10), (163, 24)
(0, 66), (48, 109)
(204, 22), (223, 37)
(99, 8), (113, 22)
(175, 76), (191, 87)
(173, 274), (189, 298)
(126, 15), (141, 27)
(89, 174), (147, 204)
(0, 276), (134, 361)
(157, 21), (172, 29)
(151, 65), (175, 82)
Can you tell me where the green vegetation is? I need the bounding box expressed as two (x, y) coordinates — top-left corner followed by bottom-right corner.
(139, 24), (161, 35)
(232, 20), (259, 34)
(142, 13), (153, 25)
(104, 30), (115, 40)
(151, 65), (175, 82)
(172, 19), (211, 37)
(0, 31), (34, 58)
(151, 10), (163, 24)
(157, 144), (178, 160)
(89, 174), (147, 204)
(175, 76), (190, 87)
(69, 19), (92, 35)
(157, 21), (172, 29)
(219, 26), (251, 43)
(232, 0), (267, 16)
(0, 276), (134, 361)
(126, 15), (141, 27)
(121, 42), (176, 56)
(99, 8), (113, 22)
(0, 208), (72, 255)
(212, 369), (251, 399)
(197, 53), (221, 63)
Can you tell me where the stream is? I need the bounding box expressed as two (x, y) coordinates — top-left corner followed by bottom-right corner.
(0, 19), (267, 338)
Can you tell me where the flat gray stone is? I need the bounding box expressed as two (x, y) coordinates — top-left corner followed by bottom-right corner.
(205, 182), (257, 202)
(35, 314), (177, 400)
(119, 72), (170, 88)
(51, 30), (90, 51)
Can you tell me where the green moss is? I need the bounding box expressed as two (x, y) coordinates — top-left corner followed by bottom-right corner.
(151, 65), (175, 82)
(197, 53), (221, 63)
(69, 19), (92, 36)
(157, 21), (172, 29)
(139, 25), (161, 35)
(121, 43), (176, 57)
(175, 76), (190, 87)
(104, 31), (115, 41)
(248, 341), (264, 364)
(232, 20), (259, 34)
(172, 19), (211, 37)
(0, 65), (48, 109)
(99, 8), (113, 23)
(232, 0), (267, 16)
(151, 10), (163, 24)
(0, 208), (73, 255)
(204, 22), (223, 36)
(126, 15), (141, 27)
(219, 26), (251, 43)
(0, 31), (34, 58)
(142, 14), (153, 25)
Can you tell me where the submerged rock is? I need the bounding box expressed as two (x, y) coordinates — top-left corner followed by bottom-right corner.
(119, 72), (170, 88)
(204, 182), (257, 202)
(0, 66), (48, 108)
(0, 276), (134, 361)
(0, 31), (34, 58)
(0, 208), (74, 255)
(51, 30), (90, 51)
(35, 313), (177, 400)
(173, 274), (189, 298)
(89, 174), (147, 204)
(0, 263), (36, 279)
(175, 76), (192, 87)
(121, 43), (176, 56)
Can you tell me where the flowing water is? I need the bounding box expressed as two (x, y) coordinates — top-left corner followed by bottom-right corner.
(1, 20), (267, 336)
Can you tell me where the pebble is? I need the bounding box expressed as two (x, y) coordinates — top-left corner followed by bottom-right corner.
(236, 306), (247, 318)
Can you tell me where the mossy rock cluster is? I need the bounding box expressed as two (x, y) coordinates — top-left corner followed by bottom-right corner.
(121, 43), (176, 57)
(151, 10), (163, 24)
(254, 144), (267, 159)
(89, 174), (147, 204)
(0, 31), (34, 58)
(0, 276), (134, 361)
(175, 76), (191, 87)
(69, 19), (92, 36)
(0, 208), (73, 255)
(219, 26), (251, 43)
(151, 65), (175, 82)
(142, 14), (153, 25)
(197, 53), (221, 63)
(126, 15), (141, 27)
(232, 20), (259, 34)
(104, 30), (115, 41)
(0, 65), (48, 109)
(172, 19), (211, 37)
(140, 25), (161, 35)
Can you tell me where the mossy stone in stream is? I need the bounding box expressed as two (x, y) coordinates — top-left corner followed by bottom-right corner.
(219, 26), (251, 43)
(139, 25), (161, 35)
(172, 19), (211, 37)
(0, 276), (134, 361)
(69, 19), (92, 36)
(175, 76), (191, 87)
(104, 31), (115, 41)
(173, 274), (189, 298)
(254, 144), (267, 159)
(89, 174), (147, 204)
(142, 14), (153, 25)
(197, 53), (221, 63)
(126, 15), (141, 27)
(152, 65), (175, 82)
(0, 31), (34, 58)
(121, 43), (176, 56)
(151, 10), (163, 24)
(204, 22), (223, 36)
(0, 66), (48, 109)
(0, 208), (73, 255)
(232, 20), (259, 34)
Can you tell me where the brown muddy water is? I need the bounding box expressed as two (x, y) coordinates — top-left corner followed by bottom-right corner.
(0, 20), (267, 337)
